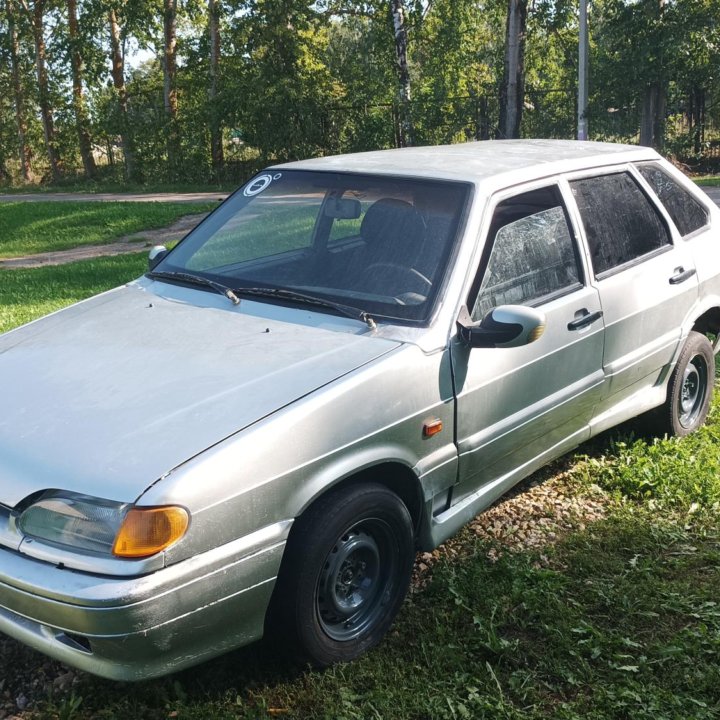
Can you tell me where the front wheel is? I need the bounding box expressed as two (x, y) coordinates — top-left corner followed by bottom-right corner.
(654, 331), (715, 437)
(272, 483), (414, 667)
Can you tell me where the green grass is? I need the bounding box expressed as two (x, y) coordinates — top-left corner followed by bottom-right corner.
(188, 203), (318, 270)
(8, 505), (718, 720)
(0, 254), (147, 333)
(1, 254), (719, 719)
(0, 201), (216, 259)
(694, 176), (720, 187)
(0, 180), (238, 194)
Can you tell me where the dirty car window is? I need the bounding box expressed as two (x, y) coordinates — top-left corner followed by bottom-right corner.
(571, 172), (671, 276)
(637, 163), (709, 238)
(473, 186), (582, 320)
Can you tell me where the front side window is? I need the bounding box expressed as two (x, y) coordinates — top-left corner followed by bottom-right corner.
(472, 186), (582, 320)
(637, 163), (709, 237)
(156, 170), (470, 324)
(570, 172), (671, 277)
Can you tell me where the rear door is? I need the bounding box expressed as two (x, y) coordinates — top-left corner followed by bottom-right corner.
(635, 161), (715, 300)
(567, 169), (699, 416)
(451, 183), (605, 504)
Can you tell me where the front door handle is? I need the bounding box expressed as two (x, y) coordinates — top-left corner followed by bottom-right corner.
(567, 309), (603, 331)
(669, 267), (697, 285)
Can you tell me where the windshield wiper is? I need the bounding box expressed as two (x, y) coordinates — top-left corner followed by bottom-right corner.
(146, 272), (377, 329)
(231, 286), (377, 330)
(147, 270), (241, 305)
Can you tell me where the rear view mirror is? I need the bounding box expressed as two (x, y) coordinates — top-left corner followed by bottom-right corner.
(324, 197), (361, 220)
(457, 304), (546, 349)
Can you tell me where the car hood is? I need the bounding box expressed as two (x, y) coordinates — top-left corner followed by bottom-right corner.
(0, 283), (400, 507)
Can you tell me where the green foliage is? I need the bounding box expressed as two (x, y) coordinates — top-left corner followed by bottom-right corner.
(574, 417), (720, 512)
(412, 0), (503, 144)
(589, 0), (720, 150)
(2, 0), (720, 186)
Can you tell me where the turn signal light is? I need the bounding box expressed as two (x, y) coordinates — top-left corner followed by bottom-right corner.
(528, 323), (546, 343)
(423, 419), (444, 437)
(112, 506), (189, 558)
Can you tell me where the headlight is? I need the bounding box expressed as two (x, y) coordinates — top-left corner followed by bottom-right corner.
(18, 492), (189, 558)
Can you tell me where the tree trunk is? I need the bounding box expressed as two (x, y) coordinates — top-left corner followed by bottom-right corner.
(640, 82), (665, 150)
(639, 85), (656, 147)
(22, 0), (61, 181)
(8, 0), (32, 182)
(108, 7), (136, 180)
(390, 0), (414, 147)
(695, 87), (705, 153)
(653, 83), (666, 153)
(67, 0), (97, 178)
(499, 0), (528, 139)
(208, 0), (224, 179)
(163, 0), (180, 176)
(639, 0), (667, 151)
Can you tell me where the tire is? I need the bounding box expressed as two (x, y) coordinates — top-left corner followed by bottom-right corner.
(654, 331), (715, 437)
(271, 483), (414, 667)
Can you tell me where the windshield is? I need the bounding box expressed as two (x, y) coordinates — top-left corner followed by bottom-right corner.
(156, 170), (470, 324)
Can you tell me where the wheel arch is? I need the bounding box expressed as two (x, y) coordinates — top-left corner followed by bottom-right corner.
(295, 460), (425, 538)
(691, 306), (720, 347)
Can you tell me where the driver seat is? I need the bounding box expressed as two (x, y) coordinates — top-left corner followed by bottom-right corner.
(357, 198), (430, 297)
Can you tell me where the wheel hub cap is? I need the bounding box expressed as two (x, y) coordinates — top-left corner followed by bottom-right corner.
(316, 522), (394, 642)
(679, 355), (708, 428)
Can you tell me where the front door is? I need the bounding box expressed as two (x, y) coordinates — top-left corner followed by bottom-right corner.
(451, 183), (605, 506)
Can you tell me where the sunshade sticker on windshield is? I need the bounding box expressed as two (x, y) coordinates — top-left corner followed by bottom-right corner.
(243, 173), (281, 197)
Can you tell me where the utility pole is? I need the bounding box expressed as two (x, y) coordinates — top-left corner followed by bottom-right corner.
(578, 0), (589, 141)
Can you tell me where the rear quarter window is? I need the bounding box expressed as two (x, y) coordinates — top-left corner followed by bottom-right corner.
(637, 163), (709, 237)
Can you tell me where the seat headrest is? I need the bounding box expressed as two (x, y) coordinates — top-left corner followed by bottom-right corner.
(360, 199), (425, 255)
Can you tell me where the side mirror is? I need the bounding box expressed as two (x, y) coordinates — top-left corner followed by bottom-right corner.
(148, 245), (168, 271)
(457, 304), (546, 349)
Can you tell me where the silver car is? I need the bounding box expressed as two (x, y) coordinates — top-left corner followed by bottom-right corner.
(1, 140), (718, 680)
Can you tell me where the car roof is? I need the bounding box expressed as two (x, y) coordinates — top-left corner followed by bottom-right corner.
(276, 139), (660, 193)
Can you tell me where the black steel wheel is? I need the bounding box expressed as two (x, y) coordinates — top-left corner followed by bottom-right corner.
(655, 331), (714, 437)
(271, 483), (414, 667)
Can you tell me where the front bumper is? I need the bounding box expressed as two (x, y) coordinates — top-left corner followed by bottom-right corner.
(0, 521), (291, 681)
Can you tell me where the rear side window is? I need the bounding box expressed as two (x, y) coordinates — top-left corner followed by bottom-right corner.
(472, 186), (582, 320)
(570, 172), (671, 277)
(637, 163), (709, 237)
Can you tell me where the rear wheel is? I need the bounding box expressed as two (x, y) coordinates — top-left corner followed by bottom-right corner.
(653, 331), (714, 437)
(272, 483), (414, 667)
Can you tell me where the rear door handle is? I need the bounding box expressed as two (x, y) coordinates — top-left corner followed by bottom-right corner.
(669, 267), (697, 285)
(567, 309), (603, 331)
